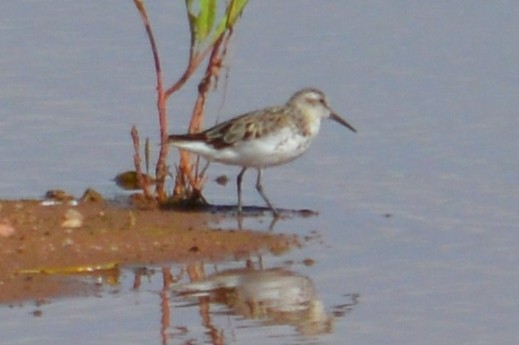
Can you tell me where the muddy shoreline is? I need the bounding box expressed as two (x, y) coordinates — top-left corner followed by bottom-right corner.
(0, 198), (300, 303)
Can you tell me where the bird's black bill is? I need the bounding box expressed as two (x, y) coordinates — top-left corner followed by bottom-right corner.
(331, 113), (357, 133)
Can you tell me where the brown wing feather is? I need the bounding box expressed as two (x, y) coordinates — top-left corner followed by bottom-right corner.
(167, 132), (207, 142)
(168, 106), (291, 149)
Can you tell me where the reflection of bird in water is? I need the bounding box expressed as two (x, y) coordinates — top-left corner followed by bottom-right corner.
(172, 268), (333, 335)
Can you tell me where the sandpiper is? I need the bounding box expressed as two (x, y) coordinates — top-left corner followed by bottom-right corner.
(168, 88), (356, 216)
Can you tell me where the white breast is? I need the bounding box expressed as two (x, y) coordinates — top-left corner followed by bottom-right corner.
(202, 126), (315, 168)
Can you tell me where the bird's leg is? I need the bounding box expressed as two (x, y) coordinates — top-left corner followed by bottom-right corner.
(237, 167), (247, 214)
(255, 169), (279, 217)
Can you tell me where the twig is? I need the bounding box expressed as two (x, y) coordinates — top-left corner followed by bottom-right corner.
(131, 125), (153, 199)
(133, 0), (168, 200)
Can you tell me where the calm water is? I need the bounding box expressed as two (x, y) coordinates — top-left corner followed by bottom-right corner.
(1, 1), (519, 344)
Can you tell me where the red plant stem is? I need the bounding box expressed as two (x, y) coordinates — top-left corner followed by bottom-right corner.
(134, 0), (169, 200)
(178, 32), (232, 193)
(134, 0), (243, 200)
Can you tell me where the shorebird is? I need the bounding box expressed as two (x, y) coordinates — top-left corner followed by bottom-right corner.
(168, 88), (356, 216)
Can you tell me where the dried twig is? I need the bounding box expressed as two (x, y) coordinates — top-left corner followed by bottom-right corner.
(131, 125), (153, 199)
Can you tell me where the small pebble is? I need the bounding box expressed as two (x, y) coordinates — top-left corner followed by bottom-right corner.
(80, 188), (104, 203)
(0, 222), (15, 237)
(61, 209), (84, 228)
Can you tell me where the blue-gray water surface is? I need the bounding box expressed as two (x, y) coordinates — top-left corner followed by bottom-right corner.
(1, 1), (518, 344)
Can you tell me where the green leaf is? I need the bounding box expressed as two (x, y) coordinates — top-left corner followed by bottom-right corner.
(211, 0), (248, 42)
(196, 0), (210, 42)
(227, 0), (248, 26)
(186, 0), (198, 43)
(18, 262), (119, 275)
(206, 0), (217, 37)
(195, 0), (217, 43)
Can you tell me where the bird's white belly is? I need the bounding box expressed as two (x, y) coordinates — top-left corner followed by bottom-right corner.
(203, 129), (313, 168)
